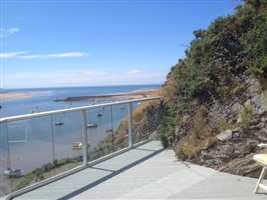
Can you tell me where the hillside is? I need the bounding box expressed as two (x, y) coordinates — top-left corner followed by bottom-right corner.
(159, 0), (267, 177)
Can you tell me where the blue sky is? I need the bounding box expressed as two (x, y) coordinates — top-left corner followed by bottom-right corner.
(0, 0), (240, 88)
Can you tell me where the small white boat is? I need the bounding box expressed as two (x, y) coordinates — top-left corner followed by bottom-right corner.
(72, 142), (82, 150)
(4, 168), (23, 178)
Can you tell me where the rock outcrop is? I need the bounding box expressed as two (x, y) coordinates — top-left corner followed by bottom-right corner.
(170, 78), (267, 178)
(188, 100), (267, 178)
(158, 0), (267, 179)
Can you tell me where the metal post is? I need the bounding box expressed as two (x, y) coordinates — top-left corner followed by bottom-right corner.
(254, 167), (267, 193)
(50, 116), (56, 163)
(5, 122), (11, 170)
(128, 102), (133, 148)
(81, 110), (88, 166)
(110, 106), (114, 149)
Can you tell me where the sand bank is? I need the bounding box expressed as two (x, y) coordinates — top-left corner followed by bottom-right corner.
(55, 89), (161, 102)
(0, 92), (32, 101)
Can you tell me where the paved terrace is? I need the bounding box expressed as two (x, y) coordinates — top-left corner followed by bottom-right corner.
(5, 141), (267, 200)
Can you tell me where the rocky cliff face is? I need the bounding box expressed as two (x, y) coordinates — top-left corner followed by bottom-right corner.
(158, 0), (267, 178)
(172, 78), (267, 178)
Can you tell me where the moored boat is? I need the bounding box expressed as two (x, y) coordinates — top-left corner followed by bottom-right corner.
(3, 168), (23, 178)
(72, 142), (82, 150)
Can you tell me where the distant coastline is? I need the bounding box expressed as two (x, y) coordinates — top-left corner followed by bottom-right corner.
(0, 92), (32, 101)
(54, 88), (160, 102)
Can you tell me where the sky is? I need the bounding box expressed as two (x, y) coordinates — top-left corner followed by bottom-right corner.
(0, 0), (241, 89)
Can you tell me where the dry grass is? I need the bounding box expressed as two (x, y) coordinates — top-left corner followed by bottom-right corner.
(105, 89), (162, 146)
(240, 103), (253, 129)
(179, 136), (217, 159)
(175, 106), (217, 160)
(215, 118), (237, 133)
(123, 92), (162, 125)
(150, 88), (164, 97)
(262, 89), (267, 110)
(162, 78), (178, 104)
(133, 89), (162, 122)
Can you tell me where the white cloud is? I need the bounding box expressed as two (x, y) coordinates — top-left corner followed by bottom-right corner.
(0, 51), (26, 58)
(128, 69), (141, 74)
(20, 52), (87, 59)
(0, 51), (87, 59)
(5, 69), (166, 88)
(80, 71), (109, 76)
(0, 28), (20, 38)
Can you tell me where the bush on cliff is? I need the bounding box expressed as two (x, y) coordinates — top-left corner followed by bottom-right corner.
(164, 0), (267, 108)
(160, 0), (267, 164)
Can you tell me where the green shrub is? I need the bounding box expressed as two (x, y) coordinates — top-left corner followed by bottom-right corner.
(158, 0), (267, 164)
(53, 159), (58, 167)
(163, 0), (267, 110)
(15, 174), (35, 190)
(175, 145), (187, 161)
(240, 103), (253, 129)
(160, 134), (169, 149)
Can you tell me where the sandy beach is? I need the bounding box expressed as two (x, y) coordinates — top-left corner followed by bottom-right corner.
(0, 92), (32, 101)
(55, 88), (161, 102)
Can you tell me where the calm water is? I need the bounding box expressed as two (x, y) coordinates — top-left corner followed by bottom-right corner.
(0, 85), (160, 117)
(0, 85), (160, 174)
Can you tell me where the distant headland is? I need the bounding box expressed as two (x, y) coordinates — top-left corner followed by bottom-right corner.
(54, 89), (160, 102)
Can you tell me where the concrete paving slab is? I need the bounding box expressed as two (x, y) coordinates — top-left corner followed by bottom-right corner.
(10, 140), (267, 200)
(168, 171), (267, 200)
(13, 141), (163, 200)
(71, 149), (266, 200)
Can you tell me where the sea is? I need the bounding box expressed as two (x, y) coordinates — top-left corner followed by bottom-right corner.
(0, 85), (160, 175)
(0, 84), (160, 117)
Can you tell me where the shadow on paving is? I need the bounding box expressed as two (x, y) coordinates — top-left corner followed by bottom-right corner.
(168, 170), (267, 200)
(57, 146), (164, 200)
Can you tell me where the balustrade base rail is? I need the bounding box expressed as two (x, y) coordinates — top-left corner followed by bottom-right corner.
(5, 139), (153, 200)
(0, 97), (161, 199)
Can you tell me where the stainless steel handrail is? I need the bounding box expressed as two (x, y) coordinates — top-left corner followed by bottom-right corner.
(2, 96), (162, 200)
(0, 97), (161, 123)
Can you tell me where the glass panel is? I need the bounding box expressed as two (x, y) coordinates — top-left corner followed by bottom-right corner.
(86, 108), (101, 152)
(88, 104), (129, 161)
(5, 116), (53, 192)
(111, 104), (129, 150)
(0, 99), (160, 197)
(51, 111), (83, 176)
(132, 101), (159, 144)
(0, 122), (11, 196)
(0, 112), (85, 194)
(87, 106), (113, 161)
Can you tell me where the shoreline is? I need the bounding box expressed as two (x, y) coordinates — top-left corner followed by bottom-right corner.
(0, 92), (32, 101)
(54, 89), (160, 102)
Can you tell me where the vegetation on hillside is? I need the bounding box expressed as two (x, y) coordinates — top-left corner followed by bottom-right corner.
(160, 0), (267, 159)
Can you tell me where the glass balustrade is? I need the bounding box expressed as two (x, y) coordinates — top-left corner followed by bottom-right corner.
(0, 97), (161, 197)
